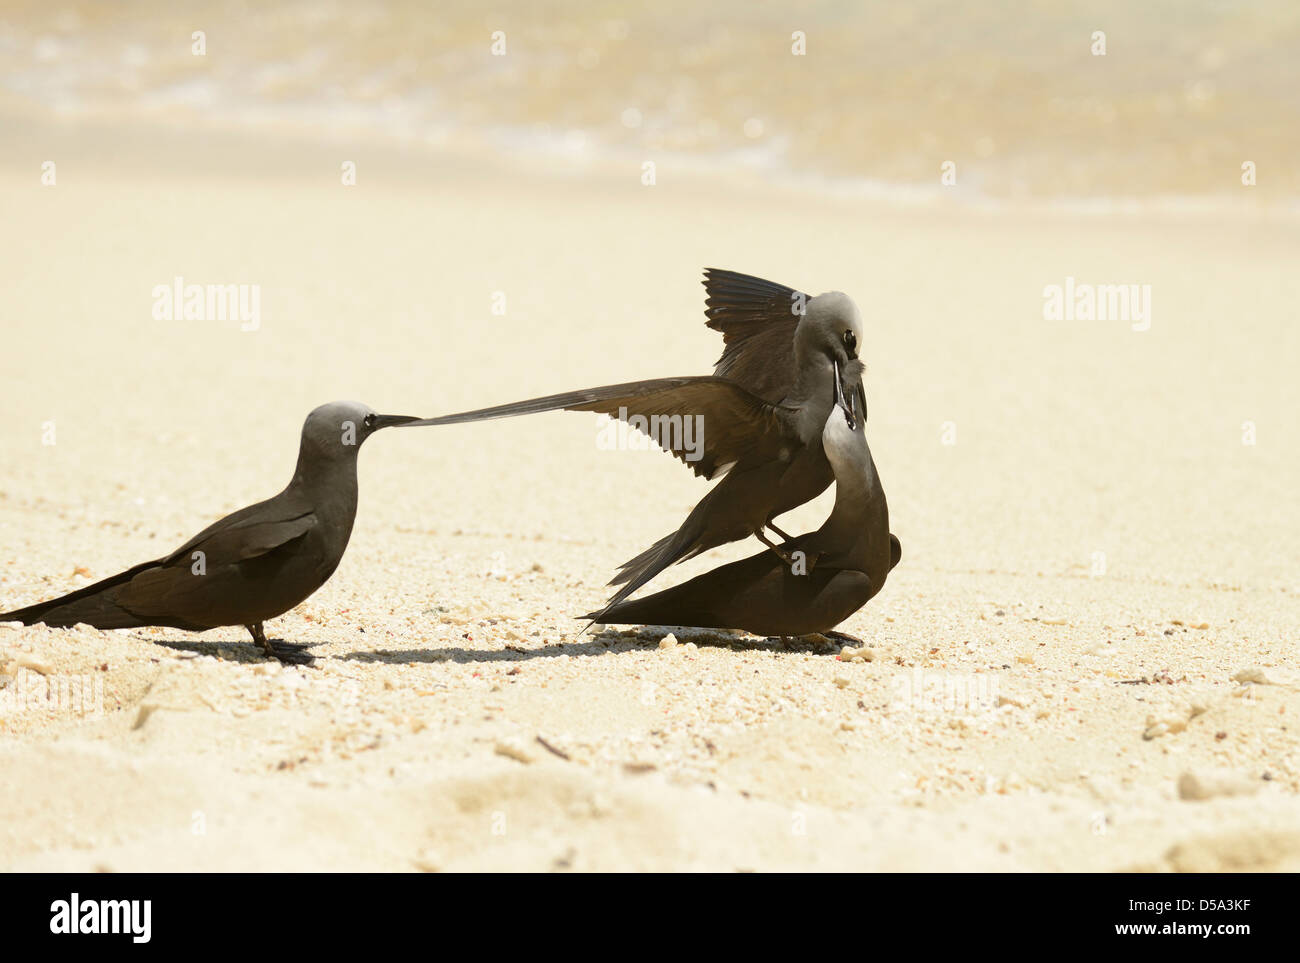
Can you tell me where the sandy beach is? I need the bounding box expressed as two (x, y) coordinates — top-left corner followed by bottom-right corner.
(1, 1), (1298, 872)
(1, 121), (1296, 871)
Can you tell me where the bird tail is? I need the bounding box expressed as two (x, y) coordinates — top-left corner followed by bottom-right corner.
(607, 532), (675, 587)
(606, 533), (689, 604)
(599, 476), (753, 617)
(595, 522), (707, 619)
(0, 562), (157, 630)
(582, 597), (637, 626)
(582, 577), (700, 628)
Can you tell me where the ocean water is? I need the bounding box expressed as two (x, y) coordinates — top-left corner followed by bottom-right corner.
(2, 0), (1297, 208)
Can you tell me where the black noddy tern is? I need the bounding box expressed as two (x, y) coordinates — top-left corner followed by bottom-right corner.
(585, 366), (900, 638)
(410, 269), (863, 612)
(0, 401), (420, 663)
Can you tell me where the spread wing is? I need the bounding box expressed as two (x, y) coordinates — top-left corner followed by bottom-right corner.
(408, 376), (799, 481)
(703, 268), (807, 404)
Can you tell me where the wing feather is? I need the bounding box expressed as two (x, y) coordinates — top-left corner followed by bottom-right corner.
(702, 267), (806, 403)
(409, 377), (798, 480)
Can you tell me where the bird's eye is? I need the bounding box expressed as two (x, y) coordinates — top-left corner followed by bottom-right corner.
(842, 330), (857, 351)
(363, 413), (376, 429)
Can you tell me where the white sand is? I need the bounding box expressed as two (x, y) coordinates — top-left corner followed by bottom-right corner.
(0, 127), (1297, 871)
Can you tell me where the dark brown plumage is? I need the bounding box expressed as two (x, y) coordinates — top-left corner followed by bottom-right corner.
(589, 366), (900, 637)
(0, 402), (420, 662)
(408, 269), (865, 611)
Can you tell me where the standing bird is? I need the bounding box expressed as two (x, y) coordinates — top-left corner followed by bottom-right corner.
(409, 269), (863, 612)
(0, 401), (420, 663)
(586, 366), (900, 638)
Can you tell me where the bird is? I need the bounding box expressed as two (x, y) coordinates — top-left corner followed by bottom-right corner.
(585, 363), (900, 638)
(0, 401), (421, 663)
(407, 268), (863, 614)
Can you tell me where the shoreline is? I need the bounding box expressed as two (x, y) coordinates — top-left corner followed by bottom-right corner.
(5, 106), (1295, 223)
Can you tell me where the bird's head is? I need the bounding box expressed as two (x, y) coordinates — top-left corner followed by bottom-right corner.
(794, 289), (863, 372)
(299, 401), (421, 459)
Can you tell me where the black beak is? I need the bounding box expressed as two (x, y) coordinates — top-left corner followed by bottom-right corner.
(832, 360), (856, 431)
(372, 414), (422, 430)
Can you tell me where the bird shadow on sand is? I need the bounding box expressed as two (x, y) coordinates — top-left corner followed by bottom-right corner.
(337, 626), (847, 665)
(140, 635), (320, 666)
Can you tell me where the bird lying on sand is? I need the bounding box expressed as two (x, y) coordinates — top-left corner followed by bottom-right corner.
(586, 361), (900, 639)
(409, 268), (865, 616)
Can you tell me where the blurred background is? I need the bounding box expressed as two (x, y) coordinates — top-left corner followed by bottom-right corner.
(3, 0), (1298, 206)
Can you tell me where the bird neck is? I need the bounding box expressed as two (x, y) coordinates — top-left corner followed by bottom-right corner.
(782, 357), (840, 446)
(808, 444), (890, 575)
(788, 352), (832, 406)
(290, 446), (361, 509)
(824, 451), (878, 526)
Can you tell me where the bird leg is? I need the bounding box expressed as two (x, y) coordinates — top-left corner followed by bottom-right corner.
(247, 622), (272, 656)
(755, 529), (795, 566)
(766, 521), (794, 542)
(246, 622), (315, 665)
